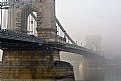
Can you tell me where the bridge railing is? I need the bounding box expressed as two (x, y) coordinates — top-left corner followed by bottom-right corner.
(55, 35), (66, 44)
(65, 43), (83, 50)
(64, 43), (95, 53)
(0, 29), (45, 44)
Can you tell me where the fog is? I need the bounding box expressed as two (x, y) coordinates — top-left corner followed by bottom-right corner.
(0, 0), (121, 81)
(56, 0), (121, 57)
(0, 0), (120, 58)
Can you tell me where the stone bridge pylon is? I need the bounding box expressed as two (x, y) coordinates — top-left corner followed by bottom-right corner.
(7, 0), (57, 42)
(1, 0), (75, 81)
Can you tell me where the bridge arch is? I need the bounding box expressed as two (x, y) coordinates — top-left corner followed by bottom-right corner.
(7, 0), (57, 42)
(20, 2), (42, 33)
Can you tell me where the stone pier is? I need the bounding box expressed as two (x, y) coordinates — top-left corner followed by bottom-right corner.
(1, 49), (57, 81)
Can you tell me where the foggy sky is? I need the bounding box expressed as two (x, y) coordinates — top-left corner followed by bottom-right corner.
(56, 0), (121, 54)
(0, 0), (121, 56)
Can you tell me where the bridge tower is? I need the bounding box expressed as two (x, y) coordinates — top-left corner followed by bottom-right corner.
(8, 0), (60, 60)
(7, 0), (57, 42)
(85, 35), (102, 53)
(7, 0), (60, 60)
(1, 0), (73, 81)
(7, 0), (23, 30)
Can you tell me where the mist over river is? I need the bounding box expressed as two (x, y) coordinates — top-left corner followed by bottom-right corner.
(78, 65), (121, 81)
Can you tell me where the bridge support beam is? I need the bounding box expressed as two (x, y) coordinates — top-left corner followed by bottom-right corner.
(1, 49), (56, 81)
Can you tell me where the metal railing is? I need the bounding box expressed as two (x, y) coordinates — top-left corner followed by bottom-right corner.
(0, 29), (46, 44)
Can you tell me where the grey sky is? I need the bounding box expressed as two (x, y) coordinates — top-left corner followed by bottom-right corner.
(0, 0), (121, 56)
(56, 0), (121, 52)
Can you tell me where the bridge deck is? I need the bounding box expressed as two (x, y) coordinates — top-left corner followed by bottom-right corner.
(0, 29), (103, 58)
(0, 29), (46, 46)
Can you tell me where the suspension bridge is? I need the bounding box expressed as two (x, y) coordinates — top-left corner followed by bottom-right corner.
(0, 0), (105, 81)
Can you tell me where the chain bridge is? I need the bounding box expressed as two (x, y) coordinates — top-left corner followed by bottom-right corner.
(0, 0), (105, 81)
